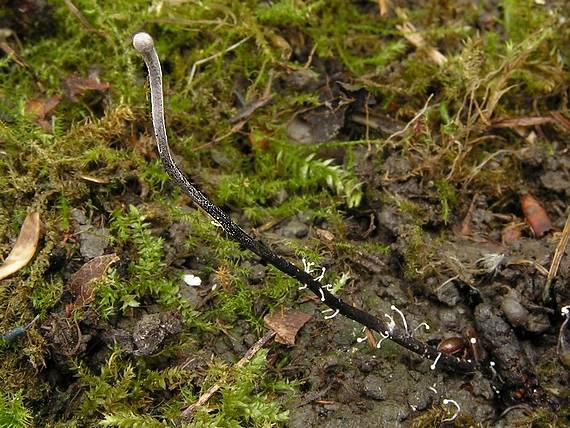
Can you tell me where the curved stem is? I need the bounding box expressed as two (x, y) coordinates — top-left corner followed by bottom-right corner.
(132, 32), (478, 373)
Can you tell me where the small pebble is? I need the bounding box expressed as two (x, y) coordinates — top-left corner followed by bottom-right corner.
(501, 295), (529, 328)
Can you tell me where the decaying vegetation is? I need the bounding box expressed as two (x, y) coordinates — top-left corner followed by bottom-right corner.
(1, 1), (569, 426)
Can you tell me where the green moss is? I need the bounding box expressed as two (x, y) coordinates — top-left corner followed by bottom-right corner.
(256, 0), (323, 26)
(190, 349), (292, 427)
(513, 407), (570, 428)
(0, 390), (32, 428)
(435, 179), (458, 224)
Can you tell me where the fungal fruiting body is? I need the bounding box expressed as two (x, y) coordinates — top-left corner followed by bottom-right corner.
(132, 32), (478, 374)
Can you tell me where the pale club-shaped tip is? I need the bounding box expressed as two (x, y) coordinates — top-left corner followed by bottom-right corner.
(133, 32), (154, 53)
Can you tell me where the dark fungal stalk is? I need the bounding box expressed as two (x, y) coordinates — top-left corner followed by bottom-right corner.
(132, 32), (478, 373)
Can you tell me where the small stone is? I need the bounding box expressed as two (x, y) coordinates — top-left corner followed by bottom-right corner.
(362, 374), (385, 400)
(179, 284), (200, 308)
(434, 281), (461, 306)
(439, 307), (460, 329)
(407, 387), (434, 411)
(248, 264), (267, 284)
(132, 312), (183, 356)
(376, 205), (401, 231)
(282, 218), (309, 238)
(79, 227), (110, 259)
(371, 400), (409, 422)
(540, 171), (567, 193)
(501, 296), (529, 328)
(296, 211), (314, 224)
(71, 208), (87, 225)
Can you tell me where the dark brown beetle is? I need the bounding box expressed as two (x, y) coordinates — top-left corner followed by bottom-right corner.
(437, 336), (466, 357)
(437, 328), (485, 362)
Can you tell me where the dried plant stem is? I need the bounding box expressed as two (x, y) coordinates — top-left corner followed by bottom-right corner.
(132, 32), (478, 373)
(543, 212), (570, 301)
(180, 331), (276, 420)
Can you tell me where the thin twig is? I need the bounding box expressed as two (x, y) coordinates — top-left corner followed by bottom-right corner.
(187, 36), (251, 88)
(133, 33), (479, 374)
(385, 94), (434, 142)
(64, 0), (101, 34)
(180, 330), (276, 420)
(396, 10), (447, 66)
(543, 212), (570, 301)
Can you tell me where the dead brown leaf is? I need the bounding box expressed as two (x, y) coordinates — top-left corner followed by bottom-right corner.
(63, 74), (110, 102)
(25, 95), (62, 132)
(0, 212), (41, 281)
(26, 95), (61, 118)
(521, 194), (552, 238)
(65, 253), (119, 315)
(264, 309), (311, 345)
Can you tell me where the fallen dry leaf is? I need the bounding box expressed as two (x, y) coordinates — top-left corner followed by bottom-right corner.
(63, 74), (110, 102)
(65, 253), (119, 315)
(521, 194), (552, 238)
(26, 95), (61, 118)
(0, 212), (41, 280)
(264, 309), (311, 345)
(25, 95), (62, 132)
(491, 116), (555, 128)
(79, 174), (109, 184)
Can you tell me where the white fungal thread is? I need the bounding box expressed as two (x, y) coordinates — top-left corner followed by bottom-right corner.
(476, 252), (504, 274)
(188, 36), (251, 87)
(319, 287), (325, 301)
(442, 399), (460, 422)
(489, 361), (498, 378)
(559, 306), (570, 362)
(413, 322), (430, 335)
(315, 267), (326, 282)
(391, 305), (409, 335)
(356, 327), (368, 343)
(436, 275), (458, 290)
(324, 309), (340, 320)
(302, 258), (316, 274)
(428, 386), (438, 393)
(430, 352), (442, 370)
(321, 308), (333, 314)
(384, 313), (396, 334)
(298, 283), (308, 290)
(210, 220), (222, 228)
(322, 284), (333, 291)
(469, 337), (477, 344)
(376, 331), (389, 349)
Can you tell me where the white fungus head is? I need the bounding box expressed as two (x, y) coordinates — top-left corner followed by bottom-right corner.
(133, 32), (154, 53)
